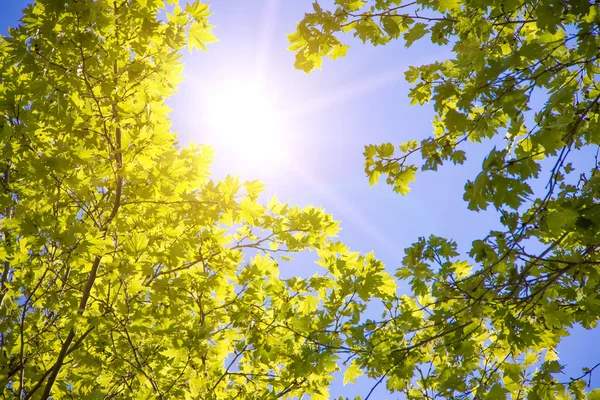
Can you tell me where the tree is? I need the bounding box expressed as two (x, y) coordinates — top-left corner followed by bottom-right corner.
(288, 0), (600, 398)
(0, 1), (397, 398)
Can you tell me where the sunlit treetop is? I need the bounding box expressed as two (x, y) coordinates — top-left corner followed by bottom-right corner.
(1, 0), (600, 399)
(289, 0), (600, 398)
(0, 1), (396, 399)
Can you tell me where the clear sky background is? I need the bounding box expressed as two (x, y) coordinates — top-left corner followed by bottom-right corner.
(1, 1), (599, 398)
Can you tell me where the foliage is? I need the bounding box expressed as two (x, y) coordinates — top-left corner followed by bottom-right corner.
(0, 1), (397, 398)
(3, 0), (600, 398)
(289, 0), (600, 398)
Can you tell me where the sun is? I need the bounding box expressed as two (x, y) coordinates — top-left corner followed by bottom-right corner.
(205, 79), (288, 168)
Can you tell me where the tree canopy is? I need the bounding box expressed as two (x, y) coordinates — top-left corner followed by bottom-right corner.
(1, 0), (600, 399)
(0, 1), (395, 398)
(288, 0), (600, 398)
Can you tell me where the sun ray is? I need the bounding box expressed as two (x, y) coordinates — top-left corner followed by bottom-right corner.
(283, 67), (407, 121)
(255, 0), (280, 82)
(288, 165), (407, 260)
(281, 50), (451, 122)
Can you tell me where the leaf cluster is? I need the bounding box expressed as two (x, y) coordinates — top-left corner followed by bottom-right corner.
(0, 1), (395, 399)
(291, 0), (600, 398)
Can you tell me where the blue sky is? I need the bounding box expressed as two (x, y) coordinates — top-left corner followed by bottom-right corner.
(1, 1), (599, 398)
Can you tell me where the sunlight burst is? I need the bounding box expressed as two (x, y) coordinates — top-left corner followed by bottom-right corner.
(206, 80), (287, 166)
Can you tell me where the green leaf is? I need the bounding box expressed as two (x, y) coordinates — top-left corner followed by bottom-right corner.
(382, 17), (400, 38)
(546, 208), (578, 233)
(438, 0), (461, 12)
(404, 23), (428, 48)
(486, 384), (509, 400)
(239, 197), (265, 223)
(345, 1), (367, 12)
(588, 389), (600, 400)
(369, 170), (381, 186)
(186, 1), (211, 21)
(343, 361), (363, 385)
(330, 44), (350, 60)
(0, 247), (8, 262)
(188, 21), (218, 51)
